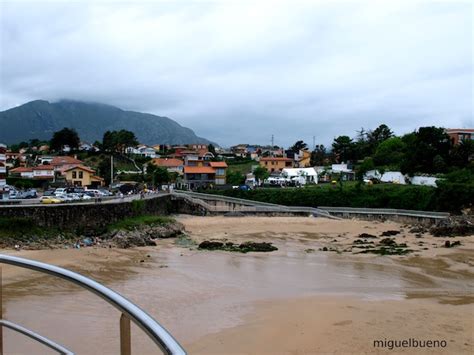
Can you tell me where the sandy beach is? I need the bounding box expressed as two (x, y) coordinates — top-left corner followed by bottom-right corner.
(1, 216), (472, 354)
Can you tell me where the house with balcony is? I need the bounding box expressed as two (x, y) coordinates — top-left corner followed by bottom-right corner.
(181, 161), (228, 190)
(259, 157), (293, 173)
(209, 161), (228, 185)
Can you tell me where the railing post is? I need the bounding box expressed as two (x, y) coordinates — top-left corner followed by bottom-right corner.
(120, 313), (131, 355)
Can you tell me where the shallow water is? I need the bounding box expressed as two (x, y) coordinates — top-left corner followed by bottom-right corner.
(2, 239), (471, 354)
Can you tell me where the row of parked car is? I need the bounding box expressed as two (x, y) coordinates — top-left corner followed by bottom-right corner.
(40, 187), (114, 204)
(7, 187), (38, 199)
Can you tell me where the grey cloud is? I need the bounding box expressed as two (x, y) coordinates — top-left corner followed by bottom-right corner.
(0, 0), (472, 147)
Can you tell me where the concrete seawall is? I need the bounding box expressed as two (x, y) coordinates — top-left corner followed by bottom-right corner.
(0, 193), (448, 231)
(0, 195), (204, 231)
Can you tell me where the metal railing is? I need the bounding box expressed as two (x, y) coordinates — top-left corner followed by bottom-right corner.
(0, 254), (186, 355)
(171, 191), (338, 219)
(318, 206), (449, 219)
(173, 191), (449, 220)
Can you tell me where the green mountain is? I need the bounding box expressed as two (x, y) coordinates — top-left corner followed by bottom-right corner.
(0, 100), (213, 145)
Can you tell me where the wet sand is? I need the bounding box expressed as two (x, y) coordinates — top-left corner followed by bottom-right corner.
(1, 216), (473, 354)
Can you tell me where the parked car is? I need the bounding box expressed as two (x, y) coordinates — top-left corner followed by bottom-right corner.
(57, 194), (74, 202)
(40, 196), (62, 204)
(98, 189), (113, 196)
(23, 189), (37, 198)
(43, 189), (56, 197)
(81, 194), (92, 200)
(54, 188), (67, 196)
(67, 193), (82, 201)
(85, 189), (108, 196)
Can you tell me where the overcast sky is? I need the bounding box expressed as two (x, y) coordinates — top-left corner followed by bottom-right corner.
(1, 0), (472, 147)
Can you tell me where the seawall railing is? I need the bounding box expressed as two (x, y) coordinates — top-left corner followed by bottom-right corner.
(172, 191), (449, 222)
(0, 254), (186, 355)
(171, 191), (337, 219)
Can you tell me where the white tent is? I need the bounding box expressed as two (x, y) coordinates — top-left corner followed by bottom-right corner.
(282, 168), (318, 184)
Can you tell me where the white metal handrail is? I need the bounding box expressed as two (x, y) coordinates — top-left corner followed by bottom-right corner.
(0, 255), (186, 355)
(0, 319), (74, 355)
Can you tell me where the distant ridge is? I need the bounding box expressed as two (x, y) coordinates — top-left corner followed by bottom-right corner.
(0, 100), (213, 145)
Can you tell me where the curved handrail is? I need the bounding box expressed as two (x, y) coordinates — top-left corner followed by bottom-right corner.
(0, 320), (74, 355)
(0, 254), (186, 355)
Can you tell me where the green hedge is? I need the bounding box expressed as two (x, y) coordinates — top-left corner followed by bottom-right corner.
(208, 183), (473, 213)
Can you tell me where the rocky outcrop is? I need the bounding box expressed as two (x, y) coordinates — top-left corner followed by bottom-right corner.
(108, 222), (185, 248)
(198, 240), (278, 253)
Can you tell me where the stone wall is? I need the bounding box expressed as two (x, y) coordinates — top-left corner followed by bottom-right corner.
(0, 195), (198, 231)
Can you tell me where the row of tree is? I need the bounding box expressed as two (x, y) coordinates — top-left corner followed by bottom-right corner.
(9, 127), (140, 155)
(289, 125), (473, 176)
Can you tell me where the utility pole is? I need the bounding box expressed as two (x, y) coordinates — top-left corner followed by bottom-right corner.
(313, 135), (316, 150)
(271, 134), (274, 147)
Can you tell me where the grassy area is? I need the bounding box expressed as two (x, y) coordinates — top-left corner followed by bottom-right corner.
(107, 215), (175, 231)
(226, 160), (256, 175)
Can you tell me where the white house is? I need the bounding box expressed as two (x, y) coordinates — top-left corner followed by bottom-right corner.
(282, 168), (318, 184)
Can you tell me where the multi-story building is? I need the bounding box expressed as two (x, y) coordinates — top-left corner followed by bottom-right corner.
(181, 161), (228, 190)
(259, 157), (293, 173)
(0, 144), (7, 200)
(446, 128), (474, 145)
(63, 165), (104, 187)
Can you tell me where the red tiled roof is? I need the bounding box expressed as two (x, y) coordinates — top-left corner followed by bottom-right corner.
(184, 166), (216, 174)
(446, 128), (474, 133)
(10, 167), (33, 173)
(63, 165), (95, 173)
(51, 156), (83, 166)
(151, 158), (184, 167)
(209, 161), (228, 168)
(32, 165), (54, 171)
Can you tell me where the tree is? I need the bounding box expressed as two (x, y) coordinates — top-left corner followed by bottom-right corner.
(226, 170), (245, 185)
(97, 157), (114, 185)
(400, 127), (450, 175)
(289, 140), (308, 152)
(310, 145), (328, 166)
(367, 124), (393, 148)
(356, 157), (375, 186)
(50, 128), (80, 152)
(332, 136), (355, 162)
(208, 144), (216, 155)
(373, 137), (406, 168)
(253, 166), (269, 184)
(450, 139), (474, 169)
(153, 167), (171, 187)
(102, 130), (138, 154)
